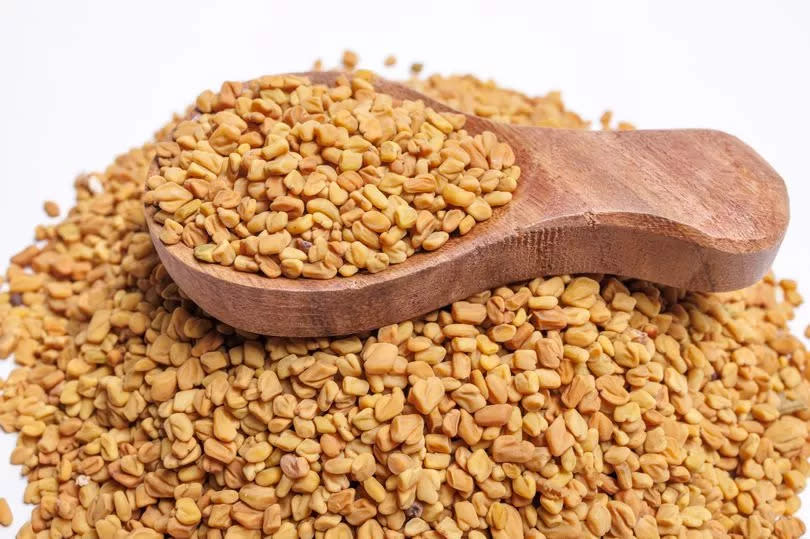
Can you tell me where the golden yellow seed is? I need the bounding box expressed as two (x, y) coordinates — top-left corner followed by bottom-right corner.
(442, 184), (476, 207)
(484, 191), (512, 207)
(193, 243), (216, 263)
(142, 73), (523, 280)
(458, 214), (476, 235)
(342, 50), (358, 69)
(6, 53), (810, 539)
(422, 231), (449, 251)
(175, 498), (201, 526)
(43, 200), (60, 217)
(339, 150), (363, 172)
(0, 498), (11, 527)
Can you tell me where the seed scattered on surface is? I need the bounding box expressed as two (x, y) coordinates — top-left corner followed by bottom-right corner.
(598, 110), (635, 131)
(145, 71), (520, 280)
(342, 49), (358, 70)
(1, 52), (809, 539)
(43, 200), (60, 217)
(0, 498), (11, 527)
(384, 55), (397, 67)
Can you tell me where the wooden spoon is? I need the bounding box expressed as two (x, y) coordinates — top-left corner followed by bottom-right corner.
(145, 71), (789, 337)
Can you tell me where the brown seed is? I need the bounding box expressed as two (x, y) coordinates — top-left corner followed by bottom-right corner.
(586, 503), (611, 536)
(342, 50), (358, 69)
(363, 342), (398, 374)
(408, 377), (445, 414)
(175, 498), (201, 526)
(452, 301), (487, 324)
(280, 454), (310, 479)
(491, 436), (534, 463)
(473, 404), (512, 427)
(390, 414), (423, 444)
(43, 200), (60, 217)
(1, 51), (809, 539)
(546, 416), (575, 456)
(146, 73), (520, 279)
(0, 498), (11, 527)
(351, 453), (376, 481)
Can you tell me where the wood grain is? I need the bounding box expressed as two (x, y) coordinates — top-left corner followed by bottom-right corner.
(145, 72), (789, 337)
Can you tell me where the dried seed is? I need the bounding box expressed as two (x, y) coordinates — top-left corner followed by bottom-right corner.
(1, 51), (809, 539)
(0, 498), (11, 527)
(147, 73), (519, 279)
(175, 498), (201, 526)
(43, 200), (60, 217)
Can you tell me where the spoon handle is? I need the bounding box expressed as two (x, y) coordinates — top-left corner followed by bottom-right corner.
(473, 125), (788, 292)
(367, 71), (788, 287)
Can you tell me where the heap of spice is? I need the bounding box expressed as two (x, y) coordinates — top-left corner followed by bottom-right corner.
(144, 72), (520, 279)
(0, 56), (809, 539)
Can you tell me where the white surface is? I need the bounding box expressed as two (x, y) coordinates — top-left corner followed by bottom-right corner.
(0, 0), (808, 534)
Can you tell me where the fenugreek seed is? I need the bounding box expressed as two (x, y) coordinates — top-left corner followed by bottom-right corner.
(194, 243), (216, 263)
(586, 504), (610, 536)
(489, 324), (516, 342)
(422, 231), (449, 251)
(561, 276), (600, 307)
(443, 184), (476, 207)
(2, 52), (810, 539)
(491, 436), (534, 463)
(0, 498), (11, 527)
(280, 454), (310, 479)
(175, 498), (201, 526)
(474, 404), (512, 427)
(342, 50), (358, 69)
(234, 255), (259, 273)
(408, 377), (445, 413)
(146, 74), (519, 279)
(546, 416), (574, 456)
(363, 342), (398, 374)
(213, 240), (236, 266)
(351, 453), (377, 481)
(452, 301), (487, 324)
(340, 150), (363, 171)
(43, 200), (60, 217)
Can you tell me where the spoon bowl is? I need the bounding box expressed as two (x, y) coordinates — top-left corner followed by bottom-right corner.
(145, 71), (789, 336)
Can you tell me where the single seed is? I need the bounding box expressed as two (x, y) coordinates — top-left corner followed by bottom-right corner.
(175, 498), (201, 526)
(0, 498), (11, 527)
(43, 200), (60, 217)
(342, 50), (358, 69)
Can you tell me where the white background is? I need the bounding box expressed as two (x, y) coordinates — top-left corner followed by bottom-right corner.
(0, 0), (809, 534)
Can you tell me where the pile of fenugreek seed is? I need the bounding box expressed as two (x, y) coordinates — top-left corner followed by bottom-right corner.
(1, 54), (809, 539)
(144, 71), (519, 279)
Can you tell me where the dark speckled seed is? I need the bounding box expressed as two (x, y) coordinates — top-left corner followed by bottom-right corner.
(405, 503), (423, 519)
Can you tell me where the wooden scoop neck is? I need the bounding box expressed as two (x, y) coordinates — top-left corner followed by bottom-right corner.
(145, 71), (789, 337)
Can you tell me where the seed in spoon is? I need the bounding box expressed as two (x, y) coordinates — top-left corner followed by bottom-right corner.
(144, 71), (521, 279)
